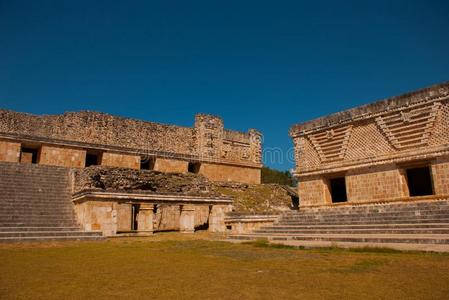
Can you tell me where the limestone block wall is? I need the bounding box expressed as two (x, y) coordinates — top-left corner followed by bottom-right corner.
(209, 205), (232, 232)
(101, 152), (140, 169)
(154, 158), (188, 173)
(345, 165), (407, 202)
(0, 110), (262, 184)
(298, 176), (330, 206)
(153, 205), (181, 231)
(0, 140), (20, 162)
(116, 203), (132, 232)
(74, 200), (117, 236)
(224, 215), (279, 234)
(291, 82), (449, 206)
(198, 162), (261, 184)
(39, 145), (86, 168)
(432, 156), (449, 195)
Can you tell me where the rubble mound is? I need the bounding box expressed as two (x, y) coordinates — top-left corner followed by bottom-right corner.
(72, 166), (220, 197)
(215, 182), (296, 213)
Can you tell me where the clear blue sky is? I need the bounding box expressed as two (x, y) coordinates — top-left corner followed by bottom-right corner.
(1, 0), (448, 171)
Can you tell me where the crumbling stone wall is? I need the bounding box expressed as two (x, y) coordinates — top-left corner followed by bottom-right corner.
(291, 81), (449, 206)
(0, 110), (195, 156)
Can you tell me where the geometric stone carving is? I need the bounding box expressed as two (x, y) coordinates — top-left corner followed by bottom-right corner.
(375, 102), (440, 150)
(308, 125), (352, 162)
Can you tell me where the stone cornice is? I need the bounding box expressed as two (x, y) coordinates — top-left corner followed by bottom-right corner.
(290, 81), (449, 137)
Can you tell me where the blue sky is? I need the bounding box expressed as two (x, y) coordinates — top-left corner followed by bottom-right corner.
(1, 0), (448, 170)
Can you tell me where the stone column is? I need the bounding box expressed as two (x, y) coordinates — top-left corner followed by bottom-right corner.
(137, 203), (154, 236)
(208, 204), (231, 233)
(180, 205), (195, 233)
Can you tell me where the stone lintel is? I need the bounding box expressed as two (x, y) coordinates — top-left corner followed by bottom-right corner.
(72, 191), (233, 205)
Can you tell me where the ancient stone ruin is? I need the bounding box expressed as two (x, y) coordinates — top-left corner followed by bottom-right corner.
(0, 111), (262, 184)
(0, 112), (262, 240)
(1, 81), (449, 249)
(230, 81), (449, 248)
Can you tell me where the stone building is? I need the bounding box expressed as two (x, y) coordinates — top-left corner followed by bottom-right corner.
(0, 110), (262, 184)
(0, 110), (262, 240)
(290, 81), (449, 207)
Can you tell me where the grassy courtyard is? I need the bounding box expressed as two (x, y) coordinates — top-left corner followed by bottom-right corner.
(1, 233), (449, 299)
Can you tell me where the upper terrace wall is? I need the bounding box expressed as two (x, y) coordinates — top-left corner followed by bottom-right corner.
(0, 110), (194, 156)
(290, 82), (449, 176)
(0, 110), (262, 169)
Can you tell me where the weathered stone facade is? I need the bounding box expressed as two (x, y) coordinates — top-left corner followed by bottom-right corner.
(0, 110), (262, 184)
(71, 166), (232, 236)
(291, 81), (449, 207)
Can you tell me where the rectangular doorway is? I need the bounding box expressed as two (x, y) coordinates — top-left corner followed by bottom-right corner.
(329, 177), (348, 203)
(406, 166), (434, 196)
(20, 146), (40, 164)
(131, 204), (140, 231)
(85, 151), (102, 167)
(188, 162), (201, 173)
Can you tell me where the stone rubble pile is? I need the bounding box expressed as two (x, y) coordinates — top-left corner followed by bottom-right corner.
(72, 166), (221, 197)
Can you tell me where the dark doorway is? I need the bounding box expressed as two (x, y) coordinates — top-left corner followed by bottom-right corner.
(406, 166), (433, 196)
(330, 177), (347, 203)
(188, 162), (201, 173)
(85, 152), (101, 167)
(140, 157), (155, 170)
(131, 204), (140, 231)
(20, 147), (39, 164)
(291, 196), (299, 210)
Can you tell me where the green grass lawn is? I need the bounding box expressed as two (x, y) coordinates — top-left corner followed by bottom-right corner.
(1, 233), (449, 299)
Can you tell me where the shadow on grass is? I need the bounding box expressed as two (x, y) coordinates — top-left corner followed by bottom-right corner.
(241, 239), (449, 255)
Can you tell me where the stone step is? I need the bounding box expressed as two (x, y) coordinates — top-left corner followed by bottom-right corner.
(278, 217), (449, 225)
(266, 223), (449, 230)
(0, 235), (104, 243)
(0, 226), (80, 232)
(0, 222), (79, 227)
(229, 233), (449, 244)
(254, 228), (449, 234)
(0, 231), (103, 238)
(0, 208), (75, 213)
(284, 211), (449, 218)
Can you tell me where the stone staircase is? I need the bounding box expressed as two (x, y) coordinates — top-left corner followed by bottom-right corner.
(229, 200), (449, 247)
(0, 162), (103, 242)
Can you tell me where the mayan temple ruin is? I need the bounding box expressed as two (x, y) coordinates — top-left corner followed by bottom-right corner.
(230, 81), (449, 248)
(0, 111), (263, 240)
(1, 82), (449, 248)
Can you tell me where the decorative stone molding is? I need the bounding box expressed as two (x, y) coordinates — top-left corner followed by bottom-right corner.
(308, 125), (352, 162)
(0, 110), (263, 169)
(375, 102), (440, 150)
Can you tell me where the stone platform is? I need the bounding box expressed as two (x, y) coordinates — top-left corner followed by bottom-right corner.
(228, 198), (449, 250)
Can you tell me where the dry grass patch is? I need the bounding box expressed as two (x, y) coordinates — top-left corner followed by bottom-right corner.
(1, 233), (449, 299)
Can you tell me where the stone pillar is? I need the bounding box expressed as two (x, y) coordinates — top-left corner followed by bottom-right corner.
(180, 205), (195, 233)
(137, 203), (154, 236)
(208, 204), (231, 233)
